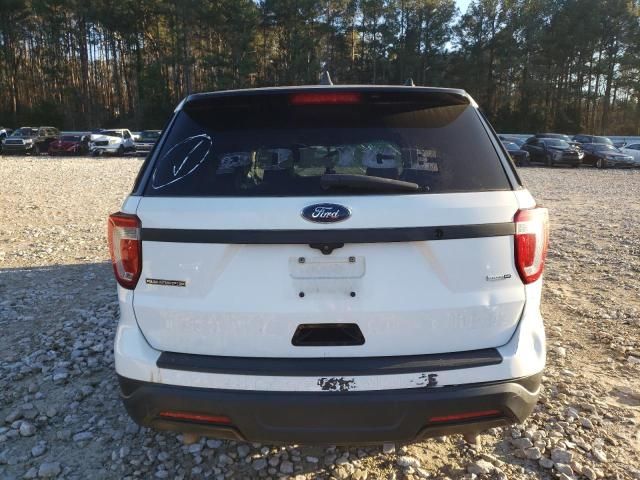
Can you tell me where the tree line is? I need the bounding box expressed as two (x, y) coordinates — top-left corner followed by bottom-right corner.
(1, 0), (639, 134)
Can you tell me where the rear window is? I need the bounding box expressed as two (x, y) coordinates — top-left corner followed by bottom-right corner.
(143, 90), (510, 197)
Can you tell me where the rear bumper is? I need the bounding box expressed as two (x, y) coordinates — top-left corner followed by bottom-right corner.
(90, 143), (134, 154)
(118, 373), (541, 444)
(135, 143), (154, 153)
(90, 145), (120, 153)
(114, 268), (546, 444)
(49, 147), (80, 154)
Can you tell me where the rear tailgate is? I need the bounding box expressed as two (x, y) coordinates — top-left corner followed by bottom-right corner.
(131, 88), (524, 358)
(133, 192), (523, 357)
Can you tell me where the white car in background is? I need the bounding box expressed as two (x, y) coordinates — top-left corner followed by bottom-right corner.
(620, 143), (640, 165)
(90, 129), (136, 156)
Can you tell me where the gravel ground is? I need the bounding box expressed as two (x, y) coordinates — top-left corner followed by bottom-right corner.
(1, 157), (639, 480)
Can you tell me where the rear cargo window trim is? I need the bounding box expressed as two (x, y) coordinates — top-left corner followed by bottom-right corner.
(141, 222), (516, 244)
(475, 109), (522, 189)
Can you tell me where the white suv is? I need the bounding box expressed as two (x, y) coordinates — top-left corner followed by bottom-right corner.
(109, 86), (548, 444)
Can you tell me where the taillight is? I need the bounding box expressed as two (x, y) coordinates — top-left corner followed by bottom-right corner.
(429, 409), (502, 424)
(289, 92), (362, 105)
(514, 208), (549, 284)
(108, 212), (142, 289)
(158, 411), (232, 425)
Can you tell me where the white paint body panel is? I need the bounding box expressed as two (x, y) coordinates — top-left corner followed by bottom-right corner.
(132, 191), (528, 357)
(115, 187), (546, 391)
(114, 279), (545, 391)
(137, 192), (519, 230)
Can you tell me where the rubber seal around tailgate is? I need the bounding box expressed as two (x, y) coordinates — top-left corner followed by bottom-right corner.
(156, 349), (503, 376)
(141, 222), (515, 244)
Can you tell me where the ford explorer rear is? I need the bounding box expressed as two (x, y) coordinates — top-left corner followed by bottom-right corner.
(110, 86), (548, 445)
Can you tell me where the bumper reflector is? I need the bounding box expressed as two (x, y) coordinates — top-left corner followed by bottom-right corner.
(158, 411), (232, 425)
(428, 409), (501, 423)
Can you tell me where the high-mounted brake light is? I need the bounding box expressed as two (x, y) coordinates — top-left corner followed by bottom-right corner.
(108, 212), (142, 289)
(514, 208), (549, 284)
(289, 92), (362, 105)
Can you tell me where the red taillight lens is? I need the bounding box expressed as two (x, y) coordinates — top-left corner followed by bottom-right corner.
(289, 92), (362, 105)
(108, 212), (142, 289)
(429, 409), (502, 423)
(514, 207), (549, 284)
(158, 411), (232, 425)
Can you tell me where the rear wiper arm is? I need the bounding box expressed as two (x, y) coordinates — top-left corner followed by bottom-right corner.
(320, 174), (419, 192)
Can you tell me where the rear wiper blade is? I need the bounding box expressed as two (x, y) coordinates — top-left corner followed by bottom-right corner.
(320, 174), (419, 192)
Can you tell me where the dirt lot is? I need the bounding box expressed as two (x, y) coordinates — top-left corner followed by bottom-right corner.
(1, 157), (639, 480)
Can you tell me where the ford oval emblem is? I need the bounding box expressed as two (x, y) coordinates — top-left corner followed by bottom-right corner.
(301, 203), (351, 223)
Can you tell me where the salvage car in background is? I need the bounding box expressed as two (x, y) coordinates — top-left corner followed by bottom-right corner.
(521, 137), (582, 167)
(620, 142), (640, 162)
(0, 126), (12, 141)
(581, 143), (639, 169)
(49, 134), (89, 156)
(134, 130), (161, 155)
(89, 129), (136, 156)
(0, 126), (13, 153)
(1, 126), (59, 155)
(503, 141), (530, 166)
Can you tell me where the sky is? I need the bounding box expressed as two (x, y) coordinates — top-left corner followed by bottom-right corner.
(455, 0), (473, 13)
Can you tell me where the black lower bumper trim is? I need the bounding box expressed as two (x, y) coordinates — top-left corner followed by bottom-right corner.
(118, 373), (541, 445)
(156, 349), (503, 376)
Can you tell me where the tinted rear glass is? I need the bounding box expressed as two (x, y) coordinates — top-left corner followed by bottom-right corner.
(143, 90), (510, 196)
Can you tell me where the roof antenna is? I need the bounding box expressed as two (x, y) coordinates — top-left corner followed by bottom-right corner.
(319, 70), (333, 86)
(404, 77), (415, 86)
